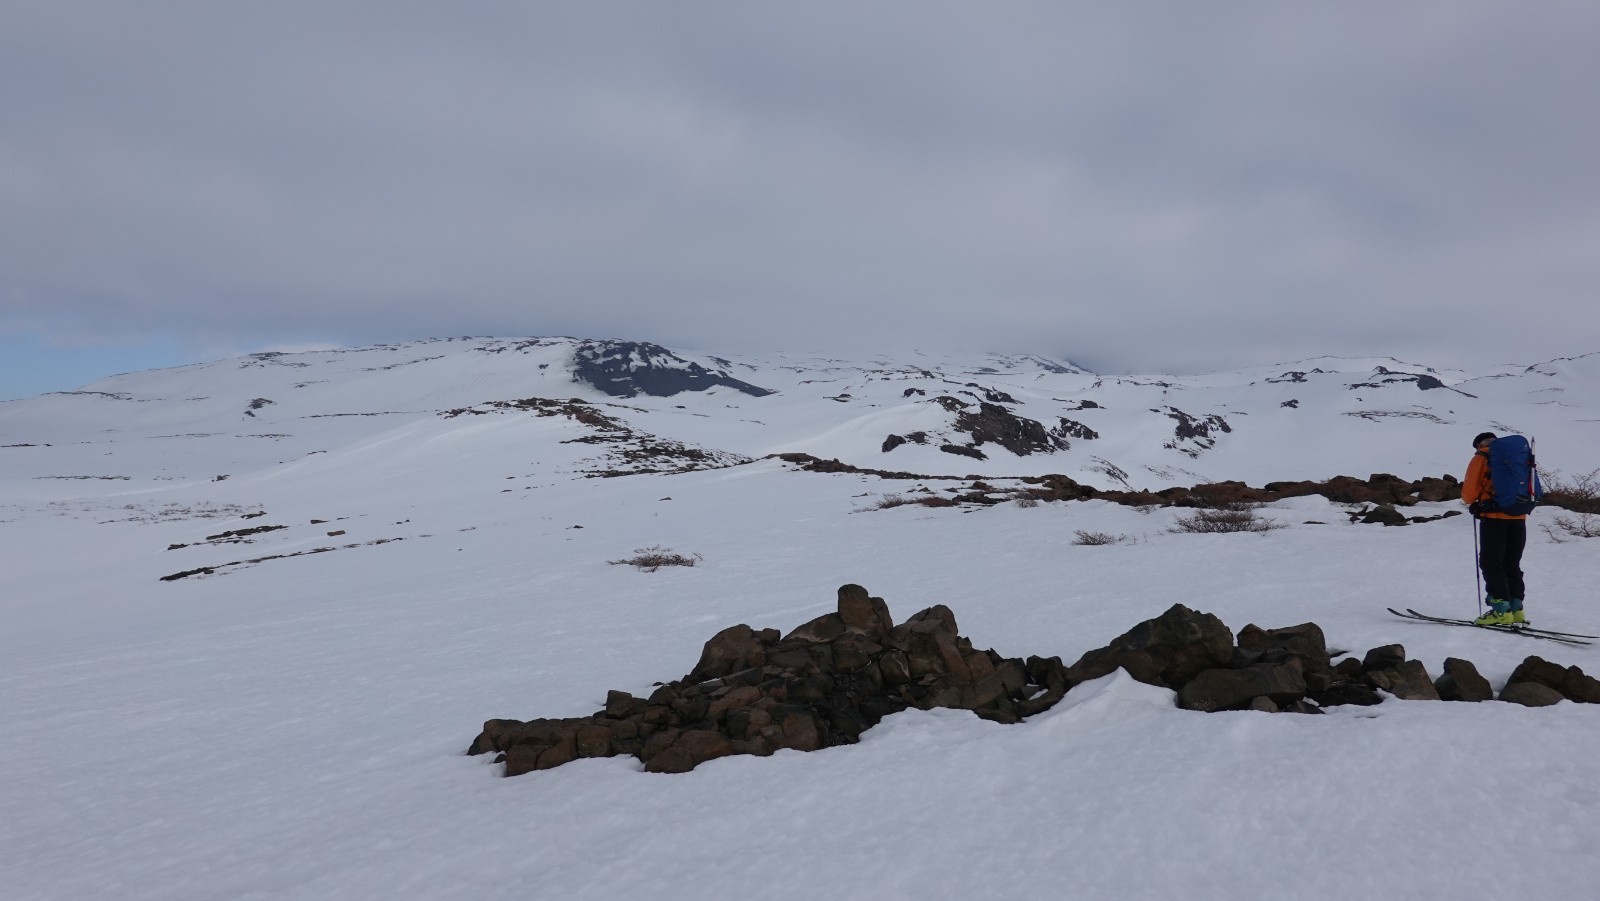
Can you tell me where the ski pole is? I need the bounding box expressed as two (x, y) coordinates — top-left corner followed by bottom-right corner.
(1473, 512), (1483, 615)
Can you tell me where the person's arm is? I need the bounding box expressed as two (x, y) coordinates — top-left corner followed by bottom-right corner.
(1463, 455), (1487, 507)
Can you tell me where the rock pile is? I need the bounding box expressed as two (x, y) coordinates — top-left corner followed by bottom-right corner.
(469, 584), (1072, 775)
(468, 589), (1600, 777)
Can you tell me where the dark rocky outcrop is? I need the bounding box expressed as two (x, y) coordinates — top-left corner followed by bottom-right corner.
(1504, 656), (1600, 703)
(1067, 604), (1234, 690)
(572, 340), (774, 398)
(1498, 682), (1565, 707)
(767, 453), (1541, 518)
(469, 585), (1070, 775)
(1435, 658), (1494, 702)
(944, 400), (1069, 458)
(470, 594), (1600, 778)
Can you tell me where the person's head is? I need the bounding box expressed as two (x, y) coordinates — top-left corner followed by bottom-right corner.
(1473, 431), (1497, 451)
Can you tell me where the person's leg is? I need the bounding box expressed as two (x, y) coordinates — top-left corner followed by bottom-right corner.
(1505, 519), (1527, 618)
(1476, 519), (1515, 624)
(1479, 518), (1510, 601)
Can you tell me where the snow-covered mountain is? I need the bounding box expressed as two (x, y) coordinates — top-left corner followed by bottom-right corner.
(4, 337), (1597, 498)
(5, 338), (1600, 900)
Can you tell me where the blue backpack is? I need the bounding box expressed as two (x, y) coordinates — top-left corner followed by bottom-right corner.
(1483, 435), (1543, 516)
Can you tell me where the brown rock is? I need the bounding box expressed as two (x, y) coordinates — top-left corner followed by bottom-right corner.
(1176, 662), (1307, 712)
(784, 612), (847, 643)
(1366, 660), (1440, 700)
(707, 685), (763, 720)
(574, 724), (614, 758)
(604, 690), (647, 719)
(836, 583), (895, 637)
(1361, 645), (1407, 672)
(1067, 604), (1234, 690)
(1435, 658), (1493, 702)
(645, 729), (734, 774)
(777, 710), (823, 751)
(687, 624), (769, 682)
(1499, 682), (1565, 707)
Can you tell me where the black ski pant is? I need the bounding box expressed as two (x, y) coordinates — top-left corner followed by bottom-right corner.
(1478, 517), (1527, 602)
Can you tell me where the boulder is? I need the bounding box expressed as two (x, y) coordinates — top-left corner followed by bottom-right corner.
(836, 584), (894, 637)
(1499, 682), (1564, 708)
(687, 624), (772, 682)
(1434, 658), (1493, 702)
(1310, 681), (1384, 707)
(1359, 504), (1409, 526)
(470, 584), (1073, 776)
(1365, 660), (1440, 701)
(1068, 604), (1235, 690)
(1177, 662), (1308, 712)
(1361, 645), (1407, 673)
(1506, 656), (1600, 704)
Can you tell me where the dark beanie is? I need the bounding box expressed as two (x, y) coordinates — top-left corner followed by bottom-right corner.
(1472, 431), (1497, 448)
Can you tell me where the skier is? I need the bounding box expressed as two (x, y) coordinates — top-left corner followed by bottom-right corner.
(1463, 431), (1528, 626)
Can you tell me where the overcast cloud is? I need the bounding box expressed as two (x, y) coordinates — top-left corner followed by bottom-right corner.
(2, 1), (1598, 395)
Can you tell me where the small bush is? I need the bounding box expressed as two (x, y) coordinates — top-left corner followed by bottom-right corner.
(1170, 503), (1286, 534)
(1072, 530), (1134, 546)
(858, 492), (959, 512)
(1542, 468), (1600, 514)
(1539, 469), (1600, 540)
(1015, 496), (1040, 509)
(609, 546), (702, 572)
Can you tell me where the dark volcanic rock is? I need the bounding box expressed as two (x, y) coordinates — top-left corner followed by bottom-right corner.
(572, 340), (774, 398)
(1177, 662), (1308, 712)
(468, 592), (1591, 779)
(946, 400), (1068, 457)
(1435, 658), (1494, 702)
(1365, 660), (1441, 701)
(1067, 604), (1234, 690)
(469, 584), (1069, 775)
(1499, 682), (1564, 707)
(1506, 656), (1600, 703)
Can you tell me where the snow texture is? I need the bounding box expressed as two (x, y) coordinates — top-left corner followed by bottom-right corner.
(3, 338), (1600, 900)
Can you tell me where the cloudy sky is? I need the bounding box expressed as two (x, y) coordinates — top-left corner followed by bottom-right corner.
(3, 2), (1598, 399)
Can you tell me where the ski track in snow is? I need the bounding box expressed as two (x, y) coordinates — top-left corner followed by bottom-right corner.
(3, 339), (1600, 900)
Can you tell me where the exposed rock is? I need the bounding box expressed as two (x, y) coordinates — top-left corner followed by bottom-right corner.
(1068, 604), (1234, 690)
(1177, 662), (1307, 712)
(1361, 645), (1408, 673)
(1364, 660), (1441, 701)
(1435, 658), (1494, 702)
(946, 400), (1068, 457)
(1310, 681), (1384, 707)
(572, 340), (773, 398)
(469, 594), (1590, 780)
(469, 584), (1069, 775)
(1357, 504), (1409, 526)
(1506, 656), (1600, 703)
(1499, 682), (1565, 708)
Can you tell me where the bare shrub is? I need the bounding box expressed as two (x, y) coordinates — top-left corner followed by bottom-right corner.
(609, 546), (702, 572)
(1170, 503), (1286, 534)
(1542, 468), (1600, 514)
(1072, 530), (1134, 546)
(1015, 496), (1040, 509)
(1539, 468), (1600, 541)
(858, 492), (959, 512)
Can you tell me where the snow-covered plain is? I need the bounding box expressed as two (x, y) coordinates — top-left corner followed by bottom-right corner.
(4, 339), (1600, 900)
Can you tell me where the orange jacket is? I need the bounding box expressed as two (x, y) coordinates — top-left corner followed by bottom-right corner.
(1463, 451), (1527, 520)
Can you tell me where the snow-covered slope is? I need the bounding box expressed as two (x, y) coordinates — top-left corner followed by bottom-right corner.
(4, 338), (1600, 900)
(4, 338), (1598, 497)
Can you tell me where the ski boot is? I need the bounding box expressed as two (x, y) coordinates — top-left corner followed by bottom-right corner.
(1476, 598), (1514, 627)
(1508, 599), (1528, 629)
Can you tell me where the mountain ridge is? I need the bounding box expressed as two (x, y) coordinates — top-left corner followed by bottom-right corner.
(3, 337), (1597, 493)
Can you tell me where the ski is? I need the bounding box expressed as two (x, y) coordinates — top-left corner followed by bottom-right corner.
(1386, 608), (1593, 646)
(1403, 608), (1599, 639)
